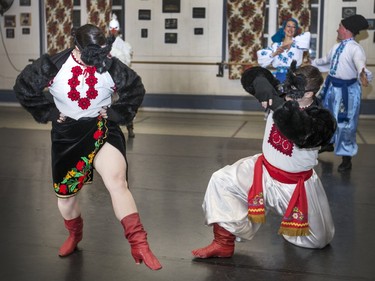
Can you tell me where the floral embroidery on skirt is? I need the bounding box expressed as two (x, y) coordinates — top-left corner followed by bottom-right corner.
(52, 116), (107, 197)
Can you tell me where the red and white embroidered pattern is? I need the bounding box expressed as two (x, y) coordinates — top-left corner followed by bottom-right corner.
(268, 124), (294, 156)
(67, 62), (98, 110)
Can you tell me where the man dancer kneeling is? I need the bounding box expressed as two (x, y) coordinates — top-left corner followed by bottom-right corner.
(192, 61), (336, 258)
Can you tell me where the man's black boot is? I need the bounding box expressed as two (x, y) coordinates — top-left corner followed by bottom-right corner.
(338, 156), (352, 172)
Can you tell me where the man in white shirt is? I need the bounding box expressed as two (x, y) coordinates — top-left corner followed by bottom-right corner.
(313, 14), (372, 172)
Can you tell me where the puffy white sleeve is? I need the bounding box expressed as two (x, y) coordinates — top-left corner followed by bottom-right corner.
(257, 45), (276, 67)
(314, 44), (336, 66)
(295, 32), (311, 50)
(364, 69), (374, 82)
(122, 41), (133, 66)
(352, 45), (373, 82)
(312, 46), (335, 73)
(311, 60), (330, 73)
(111, 38), (133, 67)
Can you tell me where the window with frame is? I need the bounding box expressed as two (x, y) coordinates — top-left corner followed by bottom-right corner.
(73, 0), (81, 29)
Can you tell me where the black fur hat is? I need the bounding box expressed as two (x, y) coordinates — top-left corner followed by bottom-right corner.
(342, 14), (369, 36)
(241, 66), (280, 95)
(273, 101), (337, 148)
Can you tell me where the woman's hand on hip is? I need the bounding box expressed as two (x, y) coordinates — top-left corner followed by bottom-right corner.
(57, 113), (67, 123)
(99, 107), (108, 119)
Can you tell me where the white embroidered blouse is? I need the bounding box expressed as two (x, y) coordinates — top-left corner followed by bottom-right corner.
(48, 54), (115, 120)
(257, 32), (311, 69)
(312, 39), (373, 81)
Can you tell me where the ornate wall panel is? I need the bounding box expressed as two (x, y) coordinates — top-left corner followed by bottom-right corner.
(45, 0), (74, 55)
(227, 0), (266, 79)
(87, 0), (112, 33)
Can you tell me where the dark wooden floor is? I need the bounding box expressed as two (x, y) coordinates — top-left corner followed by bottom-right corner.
(0, 107), (374, 281)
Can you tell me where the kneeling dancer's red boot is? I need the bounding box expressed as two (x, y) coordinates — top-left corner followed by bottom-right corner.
(121, 213), (162, 270)
(192, 223), (235, 258)
(59, 216), (83, 257)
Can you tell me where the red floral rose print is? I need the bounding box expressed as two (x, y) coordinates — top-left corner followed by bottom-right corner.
(93, 129), (103, 140)
(78, 176), (86, 187)
(68, 77), (80, 88)
(66, 64), (99, 110)
(78, 98), (91, 110)
(71, 66), (83, 76)
(59, 184), (68, 194)
(68, 89), (80, 101)
(86, 88), (98, 99)
(85, 75), (98, 86)
(76, 160), (85, 171)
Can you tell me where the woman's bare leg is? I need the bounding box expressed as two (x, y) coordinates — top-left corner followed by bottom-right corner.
(57, 196), (81, 220)
(93, 142), (161, 270)
(94, 143), (137, 220)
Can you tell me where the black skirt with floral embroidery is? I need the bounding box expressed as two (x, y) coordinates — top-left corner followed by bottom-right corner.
(51, 116), (127, 198)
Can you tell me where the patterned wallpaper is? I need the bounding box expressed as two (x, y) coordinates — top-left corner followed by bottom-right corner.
(227, 0), (266, 79)
(45, 0), (74, 55)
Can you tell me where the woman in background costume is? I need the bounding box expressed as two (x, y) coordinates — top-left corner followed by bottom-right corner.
(257, 18), (311, 82)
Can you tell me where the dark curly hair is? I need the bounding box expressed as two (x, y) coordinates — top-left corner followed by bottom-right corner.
(72, 24), (114, 73)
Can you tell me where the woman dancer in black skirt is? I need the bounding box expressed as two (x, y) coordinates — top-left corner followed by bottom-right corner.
(13, 24), (161, 271)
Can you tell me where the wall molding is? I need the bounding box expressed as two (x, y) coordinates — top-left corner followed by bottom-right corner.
(1, 90), (375, 115)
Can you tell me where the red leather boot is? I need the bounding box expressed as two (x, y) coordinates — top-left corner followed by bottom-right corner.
(121, 213), (162, 270)
(192, 223), (235, 258)
(59, 216), (83, 257)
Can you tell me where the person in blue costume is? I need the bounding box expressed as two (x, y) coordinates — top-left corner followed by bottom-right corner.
(13, 24), (162, 270)
(257, 18), (311, 82)
(313, 14), (372, 173)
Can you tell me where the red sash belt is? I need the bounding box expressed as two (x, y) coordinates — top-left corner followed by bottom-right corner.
(248, 154), (313, 236)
